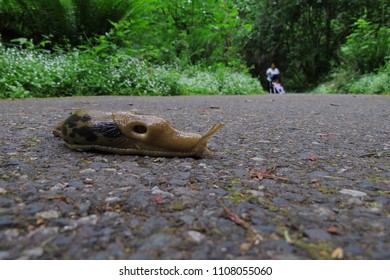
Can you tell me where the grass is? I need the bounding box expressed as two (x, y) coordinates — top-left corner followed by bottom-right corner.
(0, 43), (264, 99)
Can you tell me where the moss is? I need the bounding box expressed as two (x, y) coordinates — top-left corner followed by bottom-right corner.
(258, 198), (279, 212)
(231, 178), (241, 185)
(316, 186), (337, 195)
(170, 201), (187, 211)
(227, 190), (254, 204)
(188, 178), (198, 184)
(294, 240), (334, 259)
(159, 227), (181, 234)
(223, 186), (235, 192)
(275, 225), (288, 235)
(367, 175), (387, 183)
(373, 190), (390, 198)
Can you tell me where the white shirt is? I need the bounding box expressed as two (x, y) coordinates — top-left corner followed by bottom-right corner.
(266, 67), (280, 81)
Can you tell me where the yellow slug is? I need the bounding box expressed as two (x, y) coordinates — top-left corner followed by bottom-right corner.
(53, 109), (224, 157)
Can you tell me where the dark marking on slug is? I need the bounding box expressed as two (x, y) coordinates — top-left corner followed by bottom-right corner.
(73, 126), (99, 142)
(92, 121), (123, 139)
(82, 114), (92, 122)
(61, 126), (68, 137)
(64, 114), (82, 128)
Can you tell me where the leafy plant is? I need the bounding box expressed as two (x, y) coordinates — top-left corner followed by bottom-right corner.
(340, 18), (389, 73)
(0, 42), (263, 98)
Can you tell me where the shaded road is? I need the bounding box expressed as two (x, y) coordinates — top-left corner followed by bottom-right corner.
(0, 94), (389, 259)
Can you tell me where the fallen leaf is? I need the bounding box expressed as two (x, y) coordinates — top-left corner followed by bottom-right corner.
(239, 243), (252, 252)
(250, 167), (276, 181)
(326, 226), (339, 234)
(331, 247), (344, 259)
(308, 155), (318, 161)
(155, 197), (164, 204)
(36, 217), (45, 225)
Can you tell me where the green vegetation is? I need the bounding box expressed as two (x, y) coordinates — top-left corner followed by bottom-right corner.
(314, 18), (389, 94)
(245, 0), (389, 93)
(0, 44), (261, 98)
(227, 190), (254, 204)
(0, 0), (262, 98)
(0, 0), (389, 97)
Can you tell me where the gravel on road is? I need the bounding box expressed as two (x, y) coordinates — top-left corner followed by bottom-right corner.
(0, 94), (389, 259)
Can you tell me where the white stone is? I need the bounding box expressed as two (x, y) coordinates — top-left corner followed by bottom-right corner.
(50, 182), (66, 191)
(151, 186), (174, 197)
(340, 189), (367, 198)
(187, 231), (205, 243)
(75, 215), (98, 226)
(248, 190), (264, 197)
(79, 168), (96, 174)
(105, 196), (121, 203)
(250, 157), (265, 161)
(36, 210), (60, 219)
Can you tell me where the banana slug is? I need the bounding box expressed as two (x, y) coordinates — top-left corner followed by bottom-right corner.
(53, 109), (224, 157)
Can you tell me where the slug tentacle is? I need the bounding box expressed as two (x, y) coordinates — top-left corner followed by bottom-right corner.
(53, 109), (223, 158)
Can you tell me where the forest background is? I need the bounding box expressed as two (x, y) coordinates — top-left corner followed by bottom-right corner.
(0, 0), (389, 98)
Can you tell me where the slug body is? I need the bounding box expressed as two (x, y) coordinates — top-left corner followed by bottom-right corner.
(53, 109), (224, 157)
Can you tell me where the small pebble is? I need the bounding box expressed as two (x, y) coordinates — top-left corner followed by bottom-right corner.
(314, 207), (334, 217)
(250, 156), (265, 162)
(79, 168), (96, 174)
(36, 210), (60, 219)
(50, 182), (66, 191)
(239, 243), (252, 252)
(105, 196), (121, 203)
(83, 178), (93, 185)
(340, 189), (367, 198)
(102, 168), (117, 172)
(75, 215), (98, 226)
(0, 188), (7, 195)
(151, 186), (174, 197)
(304, 229), (332, 241)
(187, 231), (205, 243)
(347, 197), (363, 205)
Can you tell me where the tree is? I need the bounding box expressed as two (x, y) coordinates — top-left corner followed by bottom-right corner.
(242, 0), (389, 91)
(0, 0), (133, 44)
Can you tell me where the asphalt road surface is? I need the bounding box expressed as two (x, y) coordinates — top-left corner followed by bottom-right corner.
(0, 94), (389, 259)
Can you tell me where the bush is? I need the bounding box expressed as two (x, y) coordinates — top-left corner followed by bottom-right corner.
(313, 17), (389, 95)
(313, 63), (389, 94)
(340, 18), (389, 73)
(0, 43), (263, 98)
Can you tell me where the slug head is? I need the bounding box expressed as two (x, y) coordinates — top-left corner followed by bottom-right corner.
(113, 112), (223, 157)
